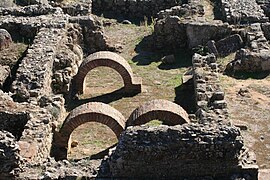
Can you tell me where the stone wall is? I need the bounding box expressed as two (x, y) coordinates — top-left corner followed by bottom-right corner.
(153, 17), (231, 51)
(50, 0), (92, 16)
(257, 0), (270, 18)
(69, 16), (113, 55)
(0, 6), (67, 41)
(92, 0), (182, 19)
(11, 28), (66, 102)
(262, 22), (270, 40)
(226, 23), (270, 72)
(219, 0), (268, 24)
(108, 124), (258, 179)
(52, 24), (84, 95)
(0, 4), (61, 16)
(192, 53), (229, 124)
(0, 130), (22, 179)
(0, 90), (63, 165)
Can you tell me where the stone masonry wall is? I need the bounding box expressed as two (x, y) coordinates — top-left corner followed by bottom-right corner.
(153, 17), (231, 51)
(0, 130), (22, 179)
(92, 0), (182, 19)
(11, 27), (66, 102)
(108, 124), (258, 179)
(0, 90), (60, 172)
(192, 53), (229, 124)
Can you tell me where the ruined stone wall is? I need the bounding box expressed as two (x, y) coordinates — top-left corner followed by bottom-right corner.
(257, 0), (270, 18)
(226, 23), (270, 72)
(0, 90), (63, 169)
(262, 22), (270, 40)
(0, 6), (67, 40)
(192, 53), (229, 124)
(51, 0), (92, 16)
(157, 1), (204, 19)
(219, 0), (268, 24)
(108, 124), (257, 179)
(69, 16), (113, 55)
(0, 130), (22, 179)
(153, 17), (231, 51)
(11, 28), (66, 102)
(92, 0), (182, 18)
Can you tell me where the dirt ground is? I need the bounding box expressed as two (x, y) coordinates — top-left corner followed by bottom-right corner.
(221, 75), (270, 169)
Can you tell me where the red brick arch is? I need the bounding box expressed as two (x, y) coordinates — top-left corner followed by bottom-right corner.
(127, 99), (190, 127)
(52, 102), (126, 160)
(72, 51), (142, 97)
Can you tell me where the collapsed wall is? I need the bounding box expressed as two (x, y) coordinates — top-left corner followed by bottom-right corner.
(0, 130), (22, 179)
(226, 23), (270, 72)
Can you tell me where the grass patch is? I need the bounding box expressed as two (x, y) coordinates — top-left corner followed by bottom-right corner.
(145, 120), (163, 127)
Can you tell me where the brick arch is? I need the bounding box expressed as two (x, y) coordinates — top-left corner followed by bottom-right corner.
(72, 51), (142, 97)
(127, 99), (190, 127)
(52, 102), (126, 160)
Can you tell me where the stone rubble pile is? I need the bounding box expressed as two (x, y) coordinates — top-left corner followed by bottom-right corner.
(220, 0), (268, 24)
(227, 23), (270, 72)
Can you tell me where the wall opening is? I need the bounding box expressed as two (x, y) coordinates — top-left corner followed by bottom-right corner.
(80, 66), (124, 100)
(67, 122), (118, 160)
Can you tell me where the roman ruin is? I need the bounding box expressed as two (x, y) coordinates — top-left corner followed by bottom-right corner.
(0, 0), (269, 179)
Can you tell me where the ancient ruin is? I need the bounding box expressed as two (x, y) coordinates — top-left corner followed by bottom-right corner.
(0, 0), (269, 179)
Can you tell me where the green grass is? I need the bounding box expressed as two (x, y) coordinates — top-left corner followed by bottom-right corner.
(145, 120), (163, 127)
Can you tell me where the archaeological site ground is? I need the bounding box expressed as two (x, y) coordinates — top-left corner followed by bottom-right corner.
(0, 0), (270, 179)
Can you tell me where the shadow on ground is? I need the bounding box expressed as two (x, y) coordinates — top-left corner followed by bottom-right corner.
(174, 79), (196, 114)
(71, 144), (117, 162)
(224, 71), (270, 80)
(66, 87), (139, 111)
(133, 35), (193, 69)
